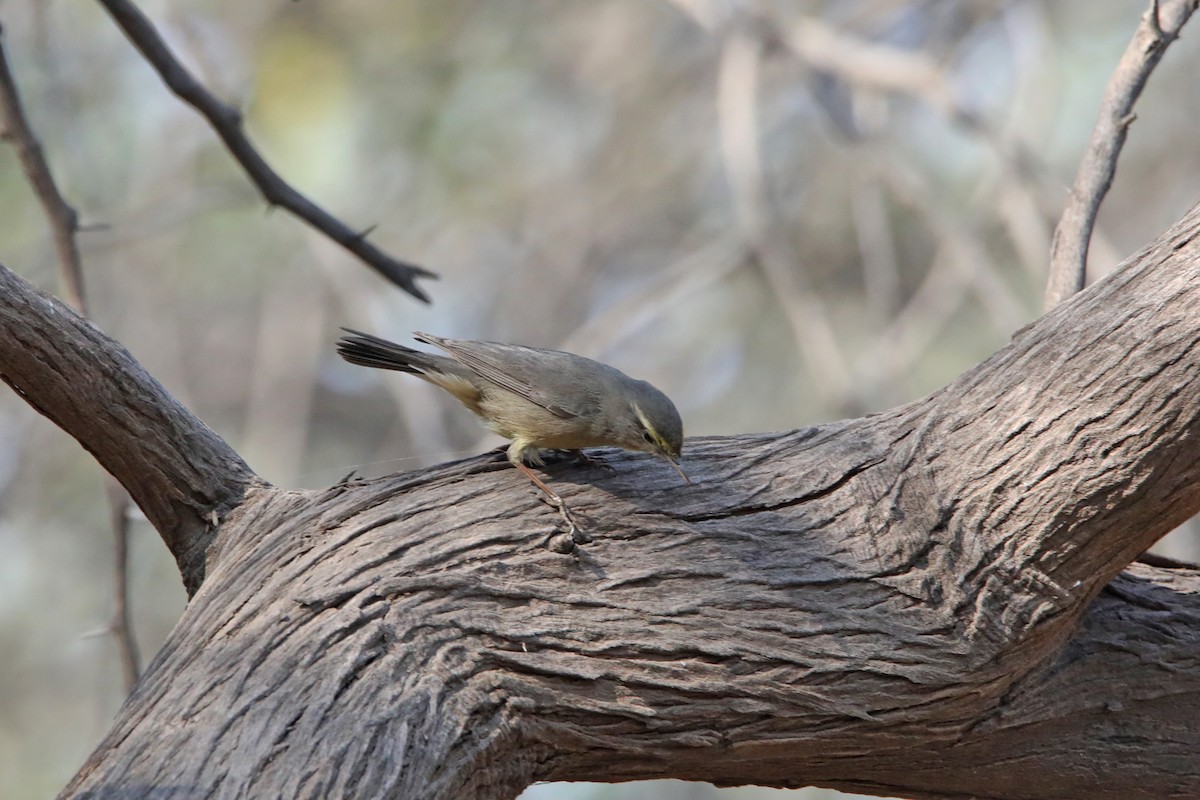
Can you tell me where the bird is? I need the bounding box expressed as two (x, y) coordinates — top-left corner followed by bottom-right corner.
(335, 329), (687, 540)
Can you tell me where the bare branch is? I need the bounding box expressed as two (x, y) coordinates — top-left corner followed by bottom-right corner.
(0, 263), (263, 594)
(94, 0), (437, 303)
(0, 25), (86, 311)
(0, 27), (146, 686)
(62, 202), (1200, 800)
(1044, 0), (1197, 310)
(107, 482), (140, 689)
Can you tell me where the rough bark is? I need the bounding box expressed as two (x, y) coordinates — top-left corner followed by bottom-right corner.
(4, 205), (1200, 798)
(0, 266), (261, 593)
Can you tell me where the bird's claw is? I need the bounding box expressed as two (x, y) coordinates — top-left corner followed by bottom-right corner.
(533, 489), (591, 550)
(544, 492), (591, 543)
(516, 460), (592, 551)
(563, 449), (615, 472)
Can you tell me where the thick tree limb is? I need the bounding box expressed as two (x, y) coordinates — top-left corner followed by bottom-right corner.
(54, 204), (1200, 798)
(0, 265), (262, 594)
(94, 0), (437, 303)
(1045, 0), (1197, 309)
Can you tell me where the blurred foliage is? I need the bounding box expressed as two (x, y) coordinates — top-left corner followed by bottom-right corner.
(1, 0), (1198, 798)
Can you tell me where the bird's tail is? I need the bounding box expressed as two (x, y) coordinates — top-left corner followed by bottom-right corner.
(336, 328), (442, 375)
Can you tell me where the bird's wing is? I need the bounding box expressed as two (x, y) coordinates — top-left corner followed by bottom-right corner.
(414, 332), (579, 419)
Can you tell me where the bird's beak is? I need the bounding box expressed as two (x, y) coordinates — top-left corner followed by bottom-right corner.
(665, 455), (691, 484)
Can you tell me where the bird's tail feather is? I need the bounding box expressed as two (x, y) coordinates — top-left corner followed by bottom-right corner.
(336, 328), (438, 374)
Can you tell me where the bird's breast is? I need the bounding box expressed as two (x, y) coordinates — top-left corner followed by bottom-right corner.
(477, 391), (610, 449)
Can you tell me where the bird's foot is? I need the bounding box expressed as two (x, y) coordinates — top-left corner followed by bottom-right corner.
(560, 449), (615, 472)
(515, 461), (592, 549)
(540, 495), (592, 553)
(531, 486), (590, 544)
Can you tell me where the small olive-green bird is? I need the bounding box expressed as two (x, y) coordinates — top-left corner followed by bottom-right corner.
(336, 329), (688, 532)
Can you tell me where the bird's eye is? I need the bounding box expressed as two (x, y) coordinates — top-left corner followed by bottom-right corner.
(642, 431), (655, 444)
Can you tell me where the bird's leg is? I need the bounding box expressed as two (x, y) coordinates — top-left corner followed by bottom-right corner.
(514, 461), (591, 544)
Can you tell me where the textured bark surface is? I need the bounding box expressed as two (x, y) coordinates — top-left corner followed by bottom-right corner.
(7, 206), (1200, 799)
(0, 266), (260, 593)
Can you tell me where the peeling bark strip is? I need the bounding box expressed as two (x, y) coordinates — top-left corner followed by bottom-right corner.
(22, 204), (1200, 798)
(0, 265), (261, 593)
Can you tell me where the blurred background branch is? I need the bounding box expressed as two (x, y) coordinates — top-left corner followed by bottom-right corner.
(1, 1), (1199, 799)
(0, 25), (85, 310)
(0, 26), (140, 692)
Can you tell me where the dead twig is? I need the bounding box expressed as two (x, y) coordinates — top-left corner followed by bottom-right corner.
(0, 25), (86, 311)
(107, 482), (140, 688)
(0, 27), (142, 689)
(1044, 0), (1197, 310)
(95, 0), (437, 302)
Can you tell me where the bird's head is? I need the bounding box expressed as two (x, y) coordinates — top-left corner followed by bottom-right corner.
(621, 382), (688, 483)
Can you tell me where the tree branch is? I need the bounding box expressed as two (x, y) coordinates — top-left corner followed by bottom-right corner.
(0, 28), (148, 683)
(94, 0), (437, 303)
(61, 204), (1200, 798)
(1044, 0), (1197, 309)
(107, 482), (141, 688)
(0, 24), (86, 311)
(0, 264), (263, 594)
